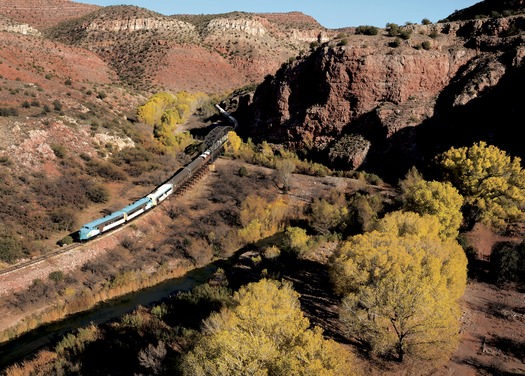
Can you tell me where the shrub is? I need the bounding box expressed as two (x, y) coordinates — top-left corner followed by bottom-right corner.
(0, 108), (18, 116)
(238, 166), (249, 177)
(58, 236), (74, 246)
(87, 160), (127, 181)
(421, 40), (432, 50)
(0, 156), (11, 166)
(49, 270), (65, 283)
(491, 241), (525, 286)
(386, 23), (401, 37)
(86, 184), (109, 203)
(309, 41), (319, 50)
(389, 38), (401, 48)
(398, 29), (412, 39)
(51, 144), (66, 159)
(0, 235), (23, 263)
(50, 208), (77, 232)
(53, 100), (62, 112)
(355, 25), (379, 35)
(421, 18), (432, 25)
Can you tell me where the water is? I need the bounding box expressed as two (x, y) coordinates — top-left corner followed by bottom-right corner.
(0, 264), (217, 370)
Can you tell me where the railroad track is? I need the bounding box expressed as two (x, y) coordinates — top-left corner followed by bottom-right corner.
(0, 110), (236, 279)
(0, 154), (217, 278)
(0, 244), (81, 277)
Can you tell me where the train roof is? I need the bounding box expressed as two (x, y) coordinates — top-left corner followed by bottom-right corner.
(120, 197), (151, 214)
(82, 210), (125, 229)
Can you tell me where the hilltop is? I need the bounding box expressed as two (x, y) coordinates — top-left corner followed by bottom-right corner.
(0, 0), (99, 30)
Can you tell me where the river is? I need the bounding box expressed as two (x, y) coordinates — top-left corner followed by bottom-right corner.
(0, 264), (217, 370)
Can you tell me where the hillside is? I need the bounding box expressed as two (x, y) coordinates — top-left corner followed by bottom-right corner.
(45, 7), (330, 91)
(0, 2), (333, 261)
(445, 0), (525, 21)
(0, 0), (99, 30)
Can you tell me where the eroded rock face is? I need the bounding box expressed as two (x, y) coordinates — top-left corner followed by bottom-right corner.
(86, 17), (196, 34)
(249, 16), (525, 176)
(252, 40), (474, 147)
(207, 18), (267, 37)
(0, 15), (41, 35)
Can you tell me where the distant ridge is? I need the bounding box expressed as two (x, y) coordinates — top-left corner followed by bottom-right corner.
(0, 0), (99, 30)
(445, 0), (525, 21)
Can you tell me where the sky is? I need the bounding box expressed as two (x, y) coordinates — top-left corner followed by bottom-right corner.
(80, 0), (482, 29)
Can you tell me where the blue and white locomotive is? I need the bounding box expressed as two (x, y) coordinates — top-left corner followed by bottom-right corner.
(78, 142), (223, 241)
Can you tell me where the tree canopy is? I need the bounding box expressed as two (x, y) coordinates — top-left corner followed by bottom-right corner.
(331, 211), (467, 363)
(181, 279), (358, 376)
(436, 141), (525, 230)
(137, 91), (205, 150)
(400, 171), (464, 240)
(308, 193), (348, 235)
(238, 195), (288, 244)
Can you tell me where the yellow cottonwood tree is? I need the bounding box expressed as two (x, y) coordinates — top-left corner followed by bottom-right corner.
(436, 141), (525, 230)
(238, 195), (288, 243)
(400, 177), (464, 240)
(181, 279), (358, 376)
(137, 92), (178, 127)
(331, 211), (467, 363)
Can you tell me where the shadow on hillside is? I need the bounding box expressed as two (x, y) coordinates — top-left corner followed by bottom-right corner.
(460, 356), (524, 376)
(215, 237), (352, 344)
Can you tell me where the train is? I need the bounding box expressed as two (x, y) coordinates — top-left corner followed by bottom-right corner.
(78, 129), (230, 242)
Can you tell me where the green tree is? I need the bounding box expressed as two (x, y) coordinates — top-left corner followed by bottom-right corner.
(331, 211), (467, 363)
(181, 279), (358, 376)
(309, 197), (348, 235)
(400, 173), (464, 240)
(436, 141), (525, 230)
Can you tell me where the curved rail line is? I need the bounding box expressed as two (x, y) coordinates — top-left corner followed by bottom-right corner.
(0, 107), (237, 278)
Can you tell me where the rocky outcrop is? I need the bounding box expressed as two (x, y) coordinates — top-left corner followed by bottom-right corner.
(207, 18), (267, 37)
(0, 15), (41, 35)
(86, 17), (196, 34)
(248, 16), (525, 178)
(251, 39), (474, 146)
